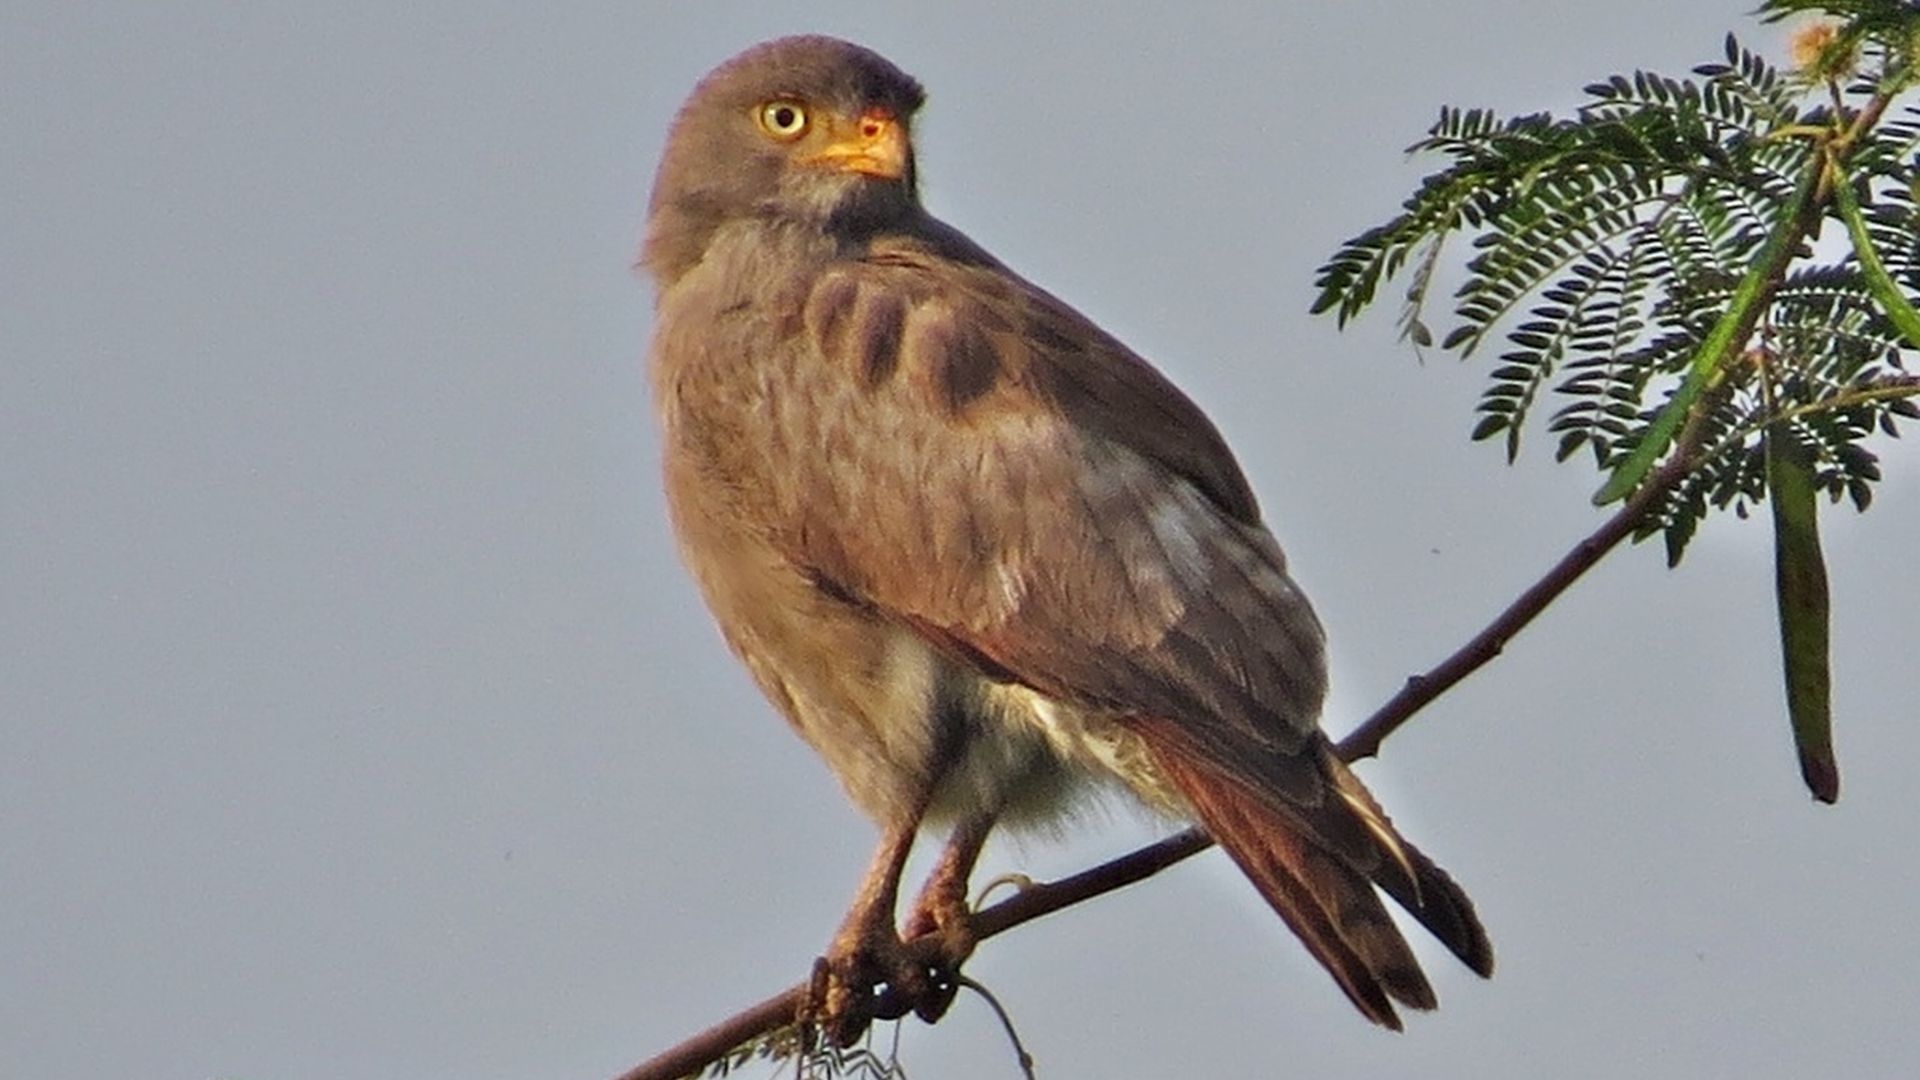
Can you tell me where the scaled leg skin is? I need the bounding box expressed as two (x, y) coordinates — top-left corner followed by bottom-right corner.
(898, 813), (996, 1022)
(805, 816), (920, 1046)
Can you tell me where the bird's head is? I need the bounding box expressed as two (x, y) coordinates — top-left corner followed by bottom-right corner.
(642, 36), (926, 286)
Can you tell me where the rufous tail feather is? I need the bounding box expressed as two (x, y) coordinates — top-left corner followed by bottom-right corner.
(1139, 729), (1493, 1028)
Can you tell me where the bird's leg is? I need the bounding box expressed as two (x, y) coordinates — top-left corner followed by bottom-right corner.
(804, 815), (920, 1047)
(903, 813), (993, 943)
(897, 812), (995, 1022)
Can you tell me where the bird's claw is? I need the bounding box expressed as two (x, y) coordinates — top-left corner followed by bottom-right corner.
(802, 929), (963, 1045)
(897, 896), (976, 1024)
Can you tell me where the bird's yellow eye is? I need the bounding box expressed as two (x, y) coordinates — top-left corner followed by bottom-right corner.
(756, 100), (810, 141)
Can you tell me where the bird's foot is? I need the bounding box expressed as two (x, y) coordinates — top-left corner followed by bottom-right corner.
(897, 884), (977, 1024)
(803, 924), (957, 1046)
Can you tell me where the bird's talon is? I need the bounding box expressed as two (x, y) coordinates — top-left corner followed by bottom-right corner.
(904, 935), (963, 1016)
(807, 928), (970, 1044)
(803, 944), (885, 1046)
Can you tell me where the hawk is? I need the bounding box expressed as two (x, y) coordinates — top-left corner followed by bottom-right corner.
(641, 34), (1492, 1039)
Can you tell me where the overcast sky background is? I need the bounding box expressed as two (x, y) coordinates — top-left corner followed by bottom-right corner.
(6, 3), (1919, 1079)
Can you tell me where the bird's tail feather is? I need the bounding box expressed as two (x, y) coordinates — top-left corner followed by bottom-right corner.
(1323, 753), (1495, 980)
(1140, 730), (1493, 1029)
(1153, 749), (1429, 1028)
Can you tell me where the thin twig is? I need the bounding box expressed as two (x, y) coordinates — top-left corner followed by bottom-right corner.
(619, 992), (801, 1080)
(1336, 432), (1705, 761)
(1724, 374), (1920, 449)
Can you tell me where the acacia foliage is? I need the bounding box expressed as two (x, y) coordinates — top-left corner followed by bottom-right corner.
(1313, 9), (1920, 564)
(1312, 0), (1920, 802)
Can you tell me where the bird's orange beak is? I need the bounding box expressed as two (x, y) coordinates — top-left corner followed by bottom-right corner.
(803, 109), (908, 180)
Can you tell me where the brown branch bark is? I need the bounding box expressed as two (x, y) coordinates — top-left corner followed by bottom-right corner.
(617, 991), (801, 1080)
(618, 829), (1213, 1080)
(1335, 438), (1703, 762)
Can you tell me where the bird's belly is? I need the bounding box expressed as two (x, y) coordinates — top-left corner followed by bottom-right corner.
(723, 588), (1087, 827)
(664, 476), (1082, 824)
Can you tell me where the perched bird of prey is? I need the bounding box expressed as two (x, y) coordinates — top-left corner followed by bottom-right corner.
(642, 34), (1492, 1038)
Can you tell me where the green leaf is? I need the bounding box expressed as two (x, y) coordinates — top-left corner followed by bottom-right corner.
(1767, 426), (1839, 803)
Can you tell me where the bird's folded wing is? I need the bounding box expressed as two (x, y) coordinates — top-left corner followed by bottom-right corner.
(766, 241), (1329, 771)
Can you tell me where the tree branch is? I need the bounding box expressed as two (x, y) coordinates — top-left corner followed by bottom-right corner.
(617, 828), (1213, 1080)
(618, 412), (1722, 1080)
(616, 991), (801, 1080)
(1335, 434), (1705, 761)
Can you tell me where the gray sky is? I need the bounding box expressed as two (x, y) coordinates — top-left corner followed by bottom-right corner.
(6, 3), (1918, 1079)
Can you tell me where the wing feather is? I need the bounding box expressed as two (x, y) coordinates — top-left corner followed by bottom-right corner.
(779, 243), (1327, 758)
